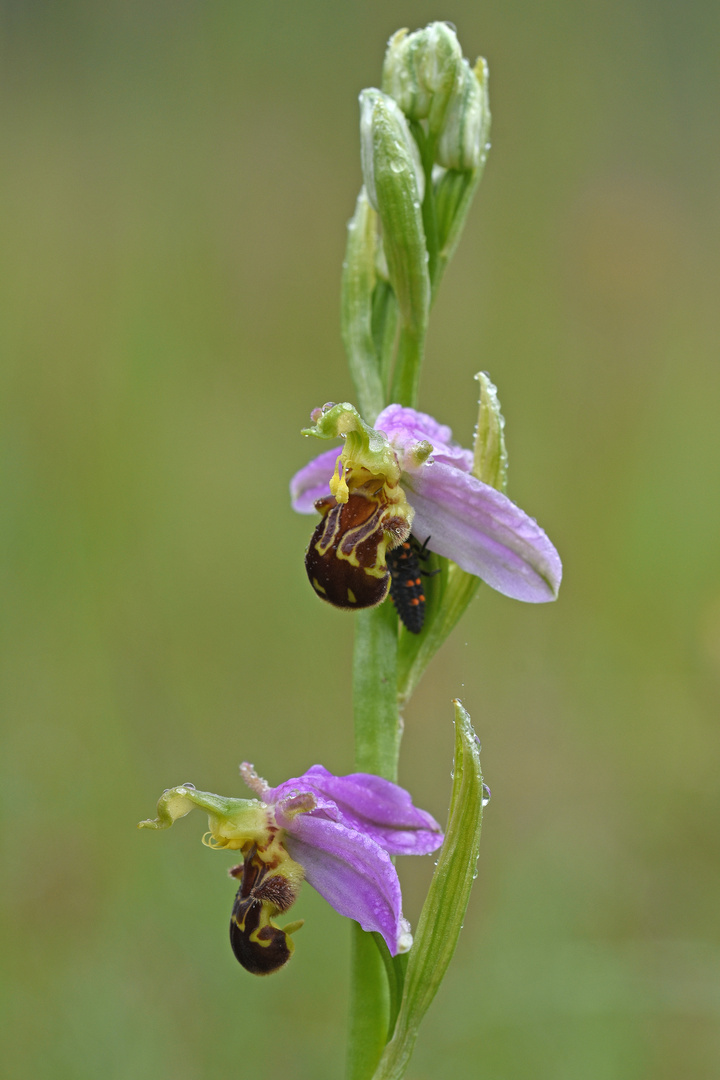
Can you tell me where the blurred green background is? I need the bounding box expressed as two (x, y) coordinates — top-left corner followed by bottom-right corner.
(2, 2), (719, 1077)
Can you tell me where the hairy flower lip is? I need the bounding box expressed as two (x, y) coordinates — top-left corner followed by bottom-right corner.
(291, 404), (562, 603)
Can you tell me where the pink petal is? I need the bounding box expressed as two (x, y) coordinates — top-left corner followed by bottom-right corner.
(283, 816), (407, 954)
(375, 404), (473, 471)
(404, 462), (562, 602)
(290, 447), (343, 513)
(269, 765), (443, 856)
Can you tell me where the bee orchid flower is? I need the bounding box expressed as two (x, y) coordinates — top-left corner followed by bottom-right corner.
(291, 402), (562, 607)
(139, 762), (443, 975)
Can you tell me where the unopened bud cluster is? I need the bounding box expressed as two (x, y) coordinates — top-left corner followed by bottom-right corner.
(343, 22), (492, 417)
(382, 23), (490, 171)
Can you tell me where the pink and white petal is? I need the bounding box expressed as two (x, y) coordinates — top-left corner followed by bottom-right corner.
(375, 405), (472, 471)
(404, 462), (562, 602)
(270, 766), (443, 856)
(290, 447), (343, 513)
(284, 817), (406, 954)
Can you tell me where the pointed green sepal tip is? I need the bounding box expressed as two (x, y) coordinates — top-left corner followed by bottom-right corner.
(382, 22), (463, 136)
(138, 785), (271, 851)
(473, 371), (507, 491)
(372, 700), (485, 1080)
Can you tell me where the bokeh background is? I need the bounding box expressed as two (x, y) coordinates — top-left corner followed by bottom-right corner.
(2, 2), (719, 1077)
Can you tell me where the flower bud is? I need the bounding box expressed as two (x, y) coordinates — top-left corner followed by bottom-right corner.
(437, 57), (491, 173)
(382, 22), (463, 135)
(360, 88), (425, 209)
(359, 89), (429, 337)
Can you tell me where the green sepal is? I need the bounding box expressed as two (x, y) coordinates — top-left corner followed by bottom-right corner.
(359, 89), (430, 347)
(473, 370), (507, 492)
(372, 701), (485, 1080)
(341, 188), (386, 424)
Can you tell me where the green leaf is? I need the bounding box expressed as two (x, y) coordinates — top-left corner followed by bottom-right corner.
(371, 701), (485, 1080)
(347, 924), (392, 1080)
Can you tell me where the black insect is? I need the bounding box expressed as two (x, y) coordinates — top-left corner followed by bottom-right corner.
(386, 535), (436, 634)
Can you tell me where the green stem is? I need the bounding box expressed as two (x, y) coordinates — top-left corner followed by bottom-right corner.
(389, 324), (423, 410)
(346, 604), (401, 1079)
(347, 924), (391, 1080)
(352, 603), (401, 779)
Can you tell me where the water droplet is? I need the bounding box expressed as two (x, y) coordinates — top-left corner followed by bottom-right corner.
(390, 159), (404, 174)
(481, 783), (491, 807)
(182, 782), (196, 789)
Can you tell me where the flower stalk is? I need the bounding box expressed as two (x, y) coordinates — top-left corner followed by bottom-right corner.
(339, 25), (504, 1077)
(141, 20), (561, 1080)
